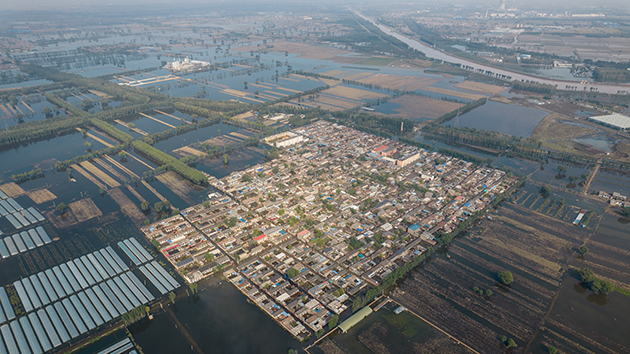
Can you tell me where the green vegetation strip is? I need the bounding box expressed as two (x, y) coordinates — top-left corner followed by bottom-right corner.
(132, 140), (206, 184)
(90, 118), (134, 144)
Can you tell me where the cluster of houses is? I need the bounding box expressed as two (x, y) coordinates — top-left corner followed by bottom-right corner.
(140, 121), (519, 338)
(598, 191), (629, 207)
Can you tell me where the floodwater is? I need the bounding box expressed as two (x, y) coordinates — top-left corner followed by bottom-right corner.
(0, 130), (108, 180)
(589, 169), (630, 197)
(443, 100), (548, 137)
(130, 276), (301, 354)
(310, 302), (467, 354)
(528, 276), (630, 353)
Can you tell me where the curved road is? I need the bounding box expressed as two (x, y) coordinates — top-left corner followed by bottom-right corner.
(353, 10), (630, 95)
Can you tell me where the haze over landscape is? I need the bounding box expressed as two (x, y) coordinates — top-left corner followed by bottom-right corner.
(0, 0), (629, 353)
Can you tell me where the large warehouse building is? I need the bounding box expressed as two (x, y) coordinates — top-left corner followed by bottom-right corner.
(588, 113), (630, 131)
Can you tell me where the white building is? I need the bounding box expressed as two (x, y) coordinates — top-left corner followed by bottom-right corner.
(264, 132), (305, 148)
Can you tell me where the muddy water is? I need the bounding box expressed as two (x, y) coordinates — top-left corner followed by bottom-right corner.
(529, 277), (630, 353)
(130, 276), (301, 354)
(311, 302), (466, 354)
(442, 100), (548, 137)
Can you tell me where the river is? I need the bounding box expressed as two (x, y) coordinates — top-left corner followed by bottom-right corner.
(352, 10), (630, 95)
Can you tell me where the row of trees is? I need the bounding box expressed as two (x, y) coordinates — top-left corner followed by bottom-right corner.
(352, 249), (432, 312)
(121, 305), (150, 326)
(132, 140), (206, 184)
(54, 144), (126, 170)
(90, 118), (134, 144)
(592, 67), (630, 83)
(510, 81), (556, 94)
(0, 115), (88, 147)
(11, 168), (45, 183)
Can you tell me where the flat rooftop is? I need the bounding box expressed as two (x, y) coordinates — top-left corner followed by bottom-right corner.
(588, 113), (630, 130)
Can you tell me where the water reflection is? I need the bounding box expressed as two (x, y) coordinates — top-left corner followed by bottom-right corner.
(587, 293), (609, 306)
(573, 283), (587, 294)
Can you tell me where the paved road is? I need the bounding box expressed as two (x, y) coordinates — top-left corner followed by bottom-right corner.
(352, 10), (630, 95)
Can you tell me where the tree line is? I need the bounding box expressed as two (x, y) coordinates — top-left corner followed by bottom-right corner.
(132, 140), (206, 184)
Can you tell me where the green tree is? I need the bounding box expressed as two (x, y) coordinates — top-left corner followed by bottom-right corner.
(278, 209), (285, 216)
(506, 338), (517, 348)
(548, 346), (558, 354)
(540, 185), (551, 195)
(328, 314), (339, 330)
(168, 292), (176, 304)
(621, 207), (630, 218)
(128, 123), (136, 129)
(223, 154), (229, 165)
(144, 219), (151, 225)
(56, 203), (66, 212)
(286, 268), (299, 279)
(141, 201), (150, 211)
(485, 289), (493, 296)
(498, 271), (513, 285)
(579, 246), (589, 255)
(558, 165), (568, 174)
(205, 253), (215, 262)
(203, 201), (210, 207)
(272, 166), (279, 174)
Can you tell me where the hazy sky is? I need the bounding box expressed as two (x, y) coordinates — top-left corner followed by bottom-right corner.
(1, 0), (628, 12)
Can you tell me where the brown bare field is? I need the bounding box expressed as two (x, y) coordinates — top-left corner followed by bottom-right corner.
(69, 198), (103, 223)
(174, 146), (205, 157)
(422, 86), (485, 100)
(71, 164), (108, 190)
(384, 95), (464, 120)
(489, 96), (512, 104)
(85, 131), (113, 147)
(316, 94), (362, 110)
(139, 113), (176, 129)
(157, 171), (196, 205)
(291, 100), (345, 112)
(45, 210), (79, 229)
(103, 155), (139, 179)
(80, 161), (121, 188)
(356, 74), (439, 91)
(88, 90), (112, 99)
(269, 85), (302, 94)
(393, 204), (590, 353)
(93, 158), (128, 183)
(27, 189), (57, 204)
(0, 182), (25, 197)
(455, 81), (506, 95)
(531, 114), (596, 143)
(320, 70), (348, 77)
(321, 85), (388, 100)
(108, 188), (146, 225)
(232, 111), (256, 122)
(342, 72), (374, 81)
(141, 180), (167, 202)
(390, 58), (434, 69)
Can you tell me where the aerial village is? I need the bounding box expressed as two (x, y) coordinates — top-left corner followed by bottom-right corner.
(140, 120), (520, 339)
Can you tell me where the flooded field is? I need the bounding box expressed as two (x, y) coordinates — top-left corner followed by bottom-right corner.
(130, 276), (301, 354)
(442, 100), (549, 137)
(312, 302), (470, 354)
(391, 202), (592, 354)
